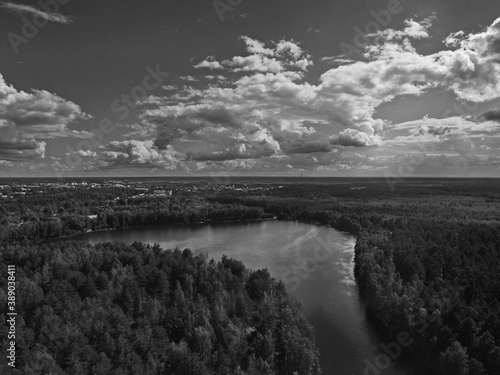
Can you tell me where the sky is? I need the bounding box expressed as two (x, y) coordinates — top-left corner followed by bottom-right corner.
(1, 0), (500, 178)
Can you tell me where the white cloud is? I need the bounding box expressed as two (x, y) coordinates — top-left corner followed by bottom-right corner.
(205, 75), (227, 81)
(180, 75), (199, 82)
(226, 55), (284, 73)
(369, 18), (433, 42)
(436, 17), (500, 102)
(321, 56), (355, 65)
(195, 57), (224, 70)
(331, 129), (382, 147)
(102, 140), (182, 169)
(74, 150), (97, 158)
(0, 1), (73, 24)
(241, 36), (274, 56)
(275, 40), (304, 59)
(115, 18), (500, 174)
(199, 38), (313, 76)
(0, 74), (90, 161)
(307, 28), (320, 34)
(292, 58), (313, 71)
(444, 30), (465, 48)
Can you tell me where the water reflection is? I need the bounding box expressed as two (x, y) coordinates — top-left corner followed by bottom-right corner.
(76, 221), (418, 375)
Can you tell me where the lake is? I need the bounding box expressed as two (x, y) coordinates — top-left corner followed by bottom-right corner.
(76, 220), (420, 375)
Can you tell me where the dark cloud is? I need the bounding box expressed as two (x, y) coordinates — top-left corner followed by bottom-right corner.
(418, 126), (451, 136)
(148, 107), (249, 149)
(0, 130), (45, 160)
(283, 140), (332, 154)
(482, 109), (500, 121)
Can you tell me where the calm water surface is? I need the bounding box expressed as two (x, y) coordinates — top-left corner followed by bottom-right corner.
(77, 221), (420, 375)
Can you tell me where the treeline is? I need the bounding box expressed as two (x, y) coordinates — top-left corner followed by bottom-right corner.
(0, 241), (321, 375)
(0, 192), (271, 245)
(354, 220), (500, 375)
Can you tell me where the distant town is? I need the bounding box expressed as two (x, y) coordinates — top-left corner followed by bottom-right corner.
(0, 179), (281, 200)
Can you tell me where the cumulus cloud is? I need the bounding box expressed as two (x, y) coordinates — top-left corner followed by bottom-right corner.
(74, 150), (97, 158)
(368, 17), (434, 43)
(241, 36), (274, 56)
(0, 127), (46, 161)
(101, 140), (181, 169)
(135, 71), (319, 160)
(437, 16), (500, 102)
(392, 116), (500, 140)
(197, 37), (314, 76)
(0, 1), (73, 24)
(226, 55), (284, 73)
(370, 114), (500, 176)
(194, 57), (223, 70)
(112, 17), (500, 175)
(344, 15), (500, 103)
(331, 129), (382, 147)
(0, 74), (90, 161)
(275, 40), (305, 59)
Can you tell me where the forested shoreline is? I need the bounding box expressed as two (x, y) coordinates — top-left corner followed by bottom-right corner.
(0, 191), (273, 244)
(0, 241), (321, 374)
(1, 178), (500, 374)
(208, 181), (500, 374)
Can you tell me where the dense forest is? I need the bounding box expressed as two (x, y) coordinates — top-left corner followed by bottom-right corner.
(1, 178), (500, 374)
(207, 179), (500, 375)
(0, 240), (321, 375)
(355, 219), (500, 375)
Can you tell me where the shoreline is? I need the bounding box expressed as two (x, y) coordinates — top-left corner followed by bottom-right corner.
(46, 215), (279, 243)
